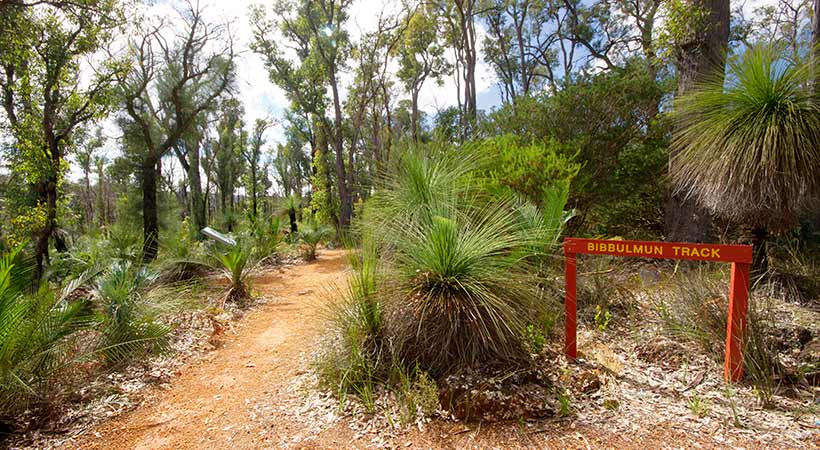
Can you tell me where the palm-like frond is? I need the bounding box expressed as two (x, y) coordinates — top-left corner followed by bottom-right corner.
(94, 262), (170, 365)
(0, 244), (96, 415)
(670, 44), (820, 229)
(298, 221), (333, 260)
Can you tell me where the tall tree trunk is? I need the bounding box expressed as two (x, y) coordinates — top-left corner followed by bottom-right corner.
(411, 87), (420, 143)
(381, 82), (393, 164)
(142, 156), (160, 263)
(83, 168), (92, 231)
(251, 167), (258, 219)
(34, 139), (66, 279)
(188, 144), (206, 239)
(289, 208), (298, 233)
(665, 0), (729, 243)
(329, 71), (351, 230)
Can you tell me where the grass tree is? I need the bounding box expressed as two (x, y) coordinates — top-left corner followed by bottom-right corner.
(358, 146), (562, 376)
(669, 44), (820, 272)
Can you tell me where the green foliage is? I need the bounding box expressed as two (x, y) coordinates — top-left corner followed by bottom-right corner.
(594, 305), (613, 332)
(298, 221), (333, 261)
(214, 245), (253, 305)
(482, 63), (669, 237)
(524, 324), (547, 354)
(250, 215), (284, 263)
(479, 134), (580, 208)
(688, 393), (709, 418)
(308, 148), (338, 227)
(670, 43), (820, 231)
(94, 262), (171, 365)
(358, 146), (566, 376)
(0, 244), (95, 416)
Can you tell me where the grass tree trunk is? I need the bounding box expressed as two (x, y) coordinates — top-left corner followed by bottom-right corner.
(665, 0), (729, 243)
(741, 224), (769, 277)
(289, 208), (298, 234)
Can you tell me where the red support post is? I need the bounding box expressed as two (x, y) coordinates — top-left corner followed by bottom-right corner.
(565, 251), (577, 360)
(724, 262), (750, 382)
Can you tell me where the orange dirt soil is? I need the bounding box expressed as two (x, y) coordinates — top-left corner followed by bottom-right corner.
(60, 250), (806, 449)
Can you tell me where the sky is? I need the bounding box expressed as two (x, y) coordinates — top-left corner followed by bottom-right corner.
(4, 0), (780, 182)
(56, 0), (500, 182)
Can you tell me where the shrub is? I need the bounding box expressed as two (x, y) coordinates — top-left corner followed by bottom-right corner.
(250, 215), (285, 263)
(0, 244), (96, 416)
(94, 262), (171, 365)
(214, 245), (254, 306)
(298, 221), (333, 261)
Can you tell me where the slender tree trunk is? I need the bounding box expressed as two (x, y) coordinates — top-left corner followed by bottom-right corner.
(83, 168), (92, 231)
(740, 224), (769, 276)
(251, 167), (258, 219)
(665, 0), (728, 243)
(142, 156), (160, 263)
(382, 82), (393, 164)
(289, 208), (298, 233)
(188, 144), (206, 239)
(411, 87), (420, 143)
(329, 71), (351, 230)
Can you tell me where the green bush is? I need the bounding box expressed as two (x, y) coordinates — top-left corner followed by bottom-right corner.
(478, 134), (580, 208)
(214, 245), (254, 305)
(0, 244), (96, 416)
(298, 221), (333, 261)
(94, 262), (171, 365)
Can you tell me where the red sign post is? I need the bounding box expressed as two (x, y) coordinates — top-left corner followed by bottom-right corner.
(563, 238), (753, 382)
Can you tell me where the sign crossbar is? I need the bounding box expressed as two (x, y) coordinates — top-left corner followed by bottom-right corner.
(563, 238), (753, 382)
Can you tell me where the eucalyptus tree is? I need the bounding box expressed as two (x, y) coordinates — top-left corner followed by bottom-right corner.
(212, 98), (245, 231)
(0, 0), (125, 278)
(395, 4), (450, 142)
(664, 0), (729, 243)
(434, 0), (479, 128)
(73, 127), (106, 230)
(116, 2), (235, 262)
(251, 0), (354, 230)
(242, 118), (271, 218)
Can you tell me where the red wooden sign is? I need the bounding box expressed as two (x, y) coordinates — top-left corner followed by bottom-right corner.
(563, 238), (753, 382)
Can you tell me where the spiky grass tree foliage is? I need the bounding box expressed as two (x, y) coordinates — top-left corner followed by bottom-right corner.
(362, 148), (556, 376)
(670, 44), (820, 269)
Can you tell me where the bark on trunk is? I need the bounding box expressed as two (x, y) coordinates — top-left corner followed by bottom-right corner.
(411, 88), (420, 143)
(329, 72), (351, 230)
(740, 224), (769, 276)
(142, 158), (160, 263)
(665, 0), (729, 243)
(188, 145), (206, 239)
(289, 208), (298, 234)
(813, 0), (819, 91)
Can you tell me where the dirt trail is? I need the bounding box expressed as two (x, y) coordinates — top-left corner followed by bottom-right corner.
(67, 249), (352, 450)
(63, 249), (808, 449)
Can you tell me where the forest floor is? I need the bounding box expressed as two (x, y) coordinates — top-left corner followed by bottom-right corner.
(22, 249), (818, 449)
